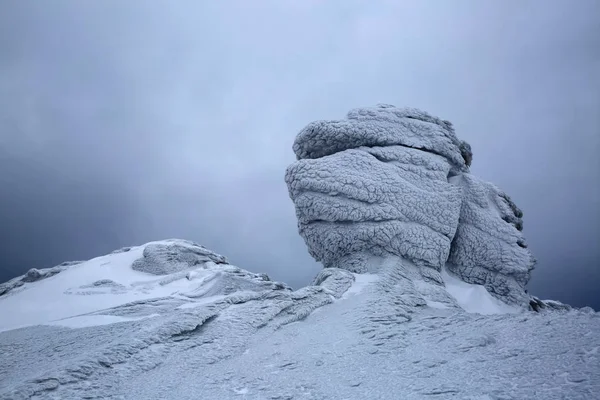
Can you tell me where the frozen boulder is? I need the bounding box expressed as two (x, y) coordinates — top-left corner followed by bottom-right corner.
(285, 105), (468, 273)
(529, 296), (574, 313)
(286, 104), (535, 308)
(286, 145), (462, 272)
(132, 239), (228, 275)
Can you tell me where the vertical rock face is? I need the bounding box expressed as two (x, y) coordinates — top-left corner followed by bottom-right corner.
(285, 104), (536, 306)
(447, 174), (536, 305)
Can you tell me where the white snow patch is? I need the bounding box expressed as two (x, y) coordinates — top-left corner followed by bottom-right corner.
(50, 313), (160, 329)
(340, 273), (378, 300)
(425, 300), (449, 309)
(0, 241), (221, 332)
(447, 174), (463, 185)
(441, 266), (518, 315)
(186, 264), (216, 281)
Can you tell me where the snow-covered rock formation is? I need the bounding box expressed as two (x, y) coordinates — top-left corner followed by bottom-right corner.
(0, 106), (598, 399)
(286, 104), (535, 308)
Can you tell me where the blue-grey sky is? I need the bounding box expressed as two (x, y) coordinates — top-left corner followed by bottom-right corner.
(1, 1), (598, 309)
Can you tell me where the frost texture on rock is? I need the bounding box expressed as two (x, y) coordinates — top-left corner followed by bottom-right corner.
(293, 105), (472, 172)
(132, 239), (228, 275)
(447, 174), (536, 305)
(311, 268), (356, 298)
(286, 104), (536, 306)
(286, 144), (463, 272)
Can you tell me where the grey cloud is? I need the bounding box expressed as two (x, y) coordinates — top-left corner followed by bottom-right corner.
(0, 1), (598, 309)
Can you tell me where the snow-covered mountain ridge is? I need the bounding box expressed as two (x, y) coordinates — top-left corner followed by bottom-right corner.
(1, 239), (598, 399)
(1, 105), (598, 399)
(0, 239), (542, 335)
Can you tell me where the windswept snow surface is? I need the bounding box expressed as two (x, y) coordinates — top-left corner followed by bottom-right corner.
(1, 244), (162, 331)
(441, 265), (519, 315)
(0, 241), (216, 332)
(339, 273), (378, 300)
(0, 242), (599, 399)
(0, 239), (275, 333)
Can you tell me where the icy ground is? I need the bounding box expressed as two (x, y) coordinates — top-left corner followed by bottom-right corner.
(1, 240), (599, 399)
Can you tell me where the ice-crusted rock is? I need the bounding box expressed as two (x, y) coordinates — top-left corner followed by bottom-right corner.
(292, 105), (472, 173)
(311, 267), (356, 298)
(286, 104), (536, 307)
(529, 296), (575, 313)
(132, 239), (228, 275)
(0, 261), (83, 297)
(447, 174), (536, 305)
(286, 135), (463, 273)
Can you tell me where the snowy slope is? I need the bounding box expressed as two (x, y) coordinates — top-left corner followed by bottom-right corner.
(0, 240), (235, 332)
(1, 241), (599, 400)
(0, 243), (514, 333)
(1, 243), (175, 331)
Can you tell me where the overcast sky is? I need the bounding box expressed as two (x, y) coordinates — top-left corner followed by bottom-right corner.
(1, 1), (598, 309)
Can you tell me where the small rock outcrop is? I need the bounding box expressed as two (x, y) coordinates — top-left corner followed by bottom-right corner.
(286, 104), (536, 307)
(0, 261), (83, 297)
(131, 239), (228, 275)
